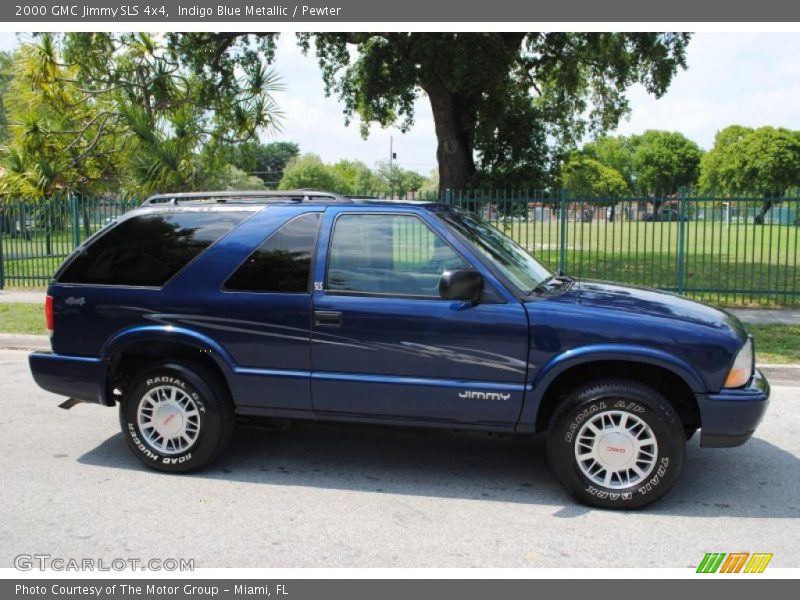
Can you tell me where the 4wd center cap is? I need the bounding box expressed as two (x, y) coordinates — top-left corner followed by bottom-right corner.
(153, 404), (184, 438)
(597, 432), (635, 468)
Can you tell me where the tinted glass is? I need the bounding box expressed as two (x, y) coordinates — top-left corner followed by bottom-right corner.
(437, 209), (551, 292)
(225, 212), (321, 293)
(59, 211), (249, 286)
(327, 214), (468, 297)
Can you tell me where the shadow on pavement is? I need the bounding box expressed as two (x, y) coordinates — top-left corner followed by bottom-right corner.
(78, 419), (800, 519)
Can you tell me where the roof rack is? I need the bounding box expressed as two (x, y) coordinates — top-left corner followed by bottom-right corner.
(142, 189), (353, 206)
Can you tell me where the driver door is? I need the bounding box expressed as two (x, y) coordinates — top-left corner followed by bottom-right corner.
(309, 208), (530, 427)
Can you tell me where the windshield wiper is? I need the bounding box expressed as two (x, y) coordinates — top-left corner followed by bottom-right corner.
(531, 274), (574, 295)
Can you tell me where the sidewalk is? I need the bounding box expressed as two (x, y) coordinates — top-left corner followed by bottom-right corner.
(728, 309), (800, 325)
(0, 290), (46, 304)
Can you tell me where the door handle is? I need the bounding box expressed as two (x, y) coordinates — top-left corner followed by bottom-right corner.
(314, 310), (342, 326)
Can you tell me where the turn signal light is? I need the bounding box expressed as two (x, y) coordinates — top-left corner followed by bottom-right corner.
(45, 295), (54, 336)
(724, 338), (753, 388)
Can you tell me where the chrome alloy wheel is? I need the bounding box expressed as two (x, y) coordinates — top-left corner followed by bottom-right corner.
(574, 410), (658, 489)
(136, 385), (201, 455)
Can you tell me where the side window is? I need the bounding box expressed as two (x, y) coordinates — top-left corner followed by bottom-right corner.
(224, 212), (321, 293)
(327, 213), (469, 297)
(59, 211), (250, 287)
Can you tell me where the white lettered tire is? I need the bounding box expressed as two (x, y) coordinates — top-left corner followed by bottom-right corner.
(546, 378), (685, 509)
(120, 361), (234, 472)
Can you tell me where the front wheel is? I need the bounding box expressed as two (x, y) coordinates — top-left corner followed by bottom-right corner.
(119, 361), (234, 473)
(547, 379), (685, 509)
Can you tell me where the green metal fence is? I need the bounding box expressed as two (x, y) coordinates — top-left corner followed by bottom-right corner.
(439, 189), (800, 306)
(0, 195), (140, 288)
(1, 191), (799, 306)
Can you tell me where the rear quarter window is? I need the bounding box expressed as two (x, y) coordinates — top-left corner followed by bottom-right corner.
(224, 212), (322, 293)
(58, 211), (250, 287)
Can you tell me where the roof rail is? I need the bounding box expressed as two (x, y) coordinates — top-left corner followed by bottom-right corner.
(141, 189), (352, 206)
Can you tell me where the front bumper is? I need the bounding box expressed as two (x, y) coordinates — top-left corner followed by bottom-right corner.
(698, 368), (770, 448)
(29, 351), (109, 405)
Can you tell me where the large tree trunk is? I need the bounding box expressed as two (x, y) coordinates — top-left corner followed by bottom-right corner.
(424, 81), (475, 193)
(753, 197), (776, 225)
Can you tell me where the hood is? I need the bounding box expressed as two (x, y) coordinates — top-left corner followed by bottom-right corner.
(551, 280), (749, 340)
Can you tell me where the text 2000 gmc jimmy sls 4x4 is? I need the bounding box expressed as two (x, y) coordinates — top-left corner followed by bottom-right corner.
(29, 190), (770, 508)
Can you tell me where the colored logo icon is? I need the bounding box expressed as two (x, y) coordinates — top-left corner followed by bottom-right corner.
(696, 552), (773, 573)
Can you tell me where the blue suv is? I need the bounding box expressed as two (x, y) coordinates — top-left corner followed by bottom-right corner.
(29, 190), (770, 508)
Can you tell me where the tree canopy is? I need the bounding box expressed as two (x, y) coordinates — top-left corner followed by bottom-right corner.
(278, 154), (344, 191)
(631, 130), (703, 193)
(698, 125), (800, 222)
(561, 155), (629, 198)
(278, 153), (428, 196)
(699, 125), (800, 196)
(174, 32), (691, 190)
(213, 140), (300, 185)
(581, 135), (639, 187)
(578, 130), (702, 194)
(1, 33), (282, 198)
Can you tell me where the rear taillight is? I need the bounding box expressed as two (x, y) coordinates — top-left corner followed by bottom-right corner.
(45, 295), (54, 335)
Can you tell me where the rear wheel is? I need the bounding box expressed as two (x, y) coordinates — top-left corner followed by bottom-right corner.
(546, 378), (685, 509)
(119, 361), (234, 472)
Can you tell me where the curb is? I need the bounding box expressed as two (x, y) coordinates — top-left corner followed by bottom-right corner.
(0, 333), (49, 352)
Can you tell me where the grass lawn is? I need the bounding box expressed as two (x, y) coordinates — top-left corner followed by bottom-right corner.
(0, 301), (797, 364)
(499, 219), (800, 307)
(747, 324), (800, 364)
(0, 302), (46, 335)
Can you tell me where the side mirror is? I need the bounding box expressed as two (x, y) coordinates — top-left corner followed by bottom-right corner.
(439, 269), (484, 303)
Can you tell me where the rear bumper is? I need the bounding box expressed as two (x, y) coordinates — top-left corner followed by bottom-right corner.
(28, 351), (109, 405)
(698, 368), (770, 448)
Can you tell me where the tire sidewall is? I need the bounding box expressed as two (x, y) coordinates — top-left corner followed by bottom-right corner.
(120, 364), (223, 472)
(548, 383), (684, 509)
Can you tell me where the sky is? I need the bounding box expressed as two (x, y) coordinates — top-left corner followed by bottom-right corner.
(2, 32), (800, 175)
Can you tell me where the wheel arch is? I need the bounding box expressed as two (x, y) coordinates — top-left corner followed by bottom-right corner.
(521, 345), (706, 434)
(101, 326), (235, 406)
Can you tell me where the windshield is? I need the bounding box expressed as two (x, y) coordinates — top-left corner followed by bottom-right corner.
(437, 208), (552, 293)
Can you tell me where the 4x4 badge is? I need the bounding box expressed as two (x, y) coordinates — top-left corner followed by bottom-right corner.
(65, 296), (86, 307)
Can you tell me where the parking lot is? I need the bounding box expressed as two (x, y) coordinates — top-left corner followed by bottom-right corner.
(1, 348), (798, 568)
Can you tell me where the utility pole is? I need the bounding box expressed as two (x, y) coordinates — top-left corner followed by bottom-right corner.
(389, 135), (397, 198)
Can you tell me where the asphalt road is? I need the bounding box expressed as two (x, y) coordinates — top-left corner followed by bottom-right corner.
(1, 349), (798, 569)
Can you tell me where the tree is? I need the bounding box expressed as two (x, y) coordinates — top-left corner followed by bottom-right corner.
(173, 33), (690, 190)
(205, 165), (266, 190)
(419, 169), (440, 196)
(561, 155), (629, 198)
(581, 135), (639, 188)
(631, 130), (702, 194)
(278, 154), (344, 191)
(472, 91), (551, 190)
(374, 160), (426, 197)
(577, 130), (701, 197)
(699, 125), (800, 223)
(330, 159), (381, 194)
(216, 140), (300, 185)
(0, 51), (13, 143)
(1, 33), (282, 198)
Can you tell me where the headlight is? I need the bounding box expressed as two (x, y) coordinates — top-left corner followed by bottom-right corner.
(724, 337), (754, 388)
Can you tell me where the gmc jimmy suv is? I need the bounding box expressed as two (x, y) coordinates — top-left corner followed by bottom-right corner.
(29, 190), (770, 508)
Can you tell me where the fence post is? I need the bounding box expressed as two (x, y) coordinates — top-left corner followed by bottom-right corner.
(676, 186), (687, 294)
(70, 193), (80, 249)
(0, 211), (4, 290)
(559, 189), (568, 274)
